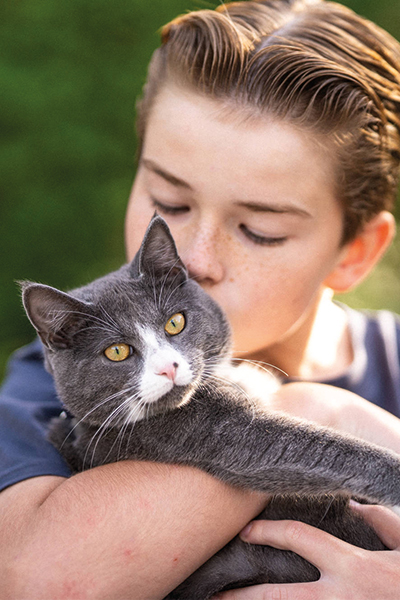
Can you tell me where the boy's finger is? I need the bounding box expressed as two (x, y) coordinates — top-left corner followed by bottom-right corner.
(349, 501), (400, 550)
(213, 581), (319, 600)
(240, 519), (349, 569)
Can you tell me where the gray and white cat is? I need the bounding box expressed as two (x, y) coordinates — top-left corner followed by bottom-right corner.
(22, 215), (399, 599)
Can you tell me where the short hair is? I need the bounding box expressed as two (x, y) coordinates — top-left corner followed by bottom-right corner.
(136, 0), (400, 243)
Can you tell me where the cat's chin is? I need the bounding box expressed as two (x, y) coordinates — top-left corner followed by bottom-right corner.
(125, 384), (197, 423)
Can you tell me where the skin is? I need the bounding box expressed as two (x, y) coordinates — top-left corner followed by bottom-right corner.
(124, 83), (400, 598)
(214, 503), (400, 600)
(1, 466), (267, 600)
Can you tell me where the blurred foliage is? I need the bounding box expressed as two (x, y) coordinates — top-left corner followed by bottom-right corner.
(0, 0), (399, 381)
(0, 0), (219, 380)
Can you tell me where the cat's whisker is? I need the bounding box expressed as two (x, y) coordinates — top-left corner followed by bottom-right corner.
(125, 394), (148, 424)
(202, 373), (258, 420)
(158, 258), (185, 310)
(202, 356), (228, 368)
(85, 394), (141, 468)
(120, 401), (144, 449)
(69, 323), (122, 341)
(47, 307), (124, 341)
(99, 304), (122, 335)
(59, 387), (133, 449)
(187, 273), (203, 283)
(50, 308), (118, 330)
(146, 265), (159, 310)
(162, 275), (189, 308)
(116, 409), (138, 461)
(201, 372), (243, 395)
(230, 357), (288, 379)
(71, 385), (140, 466)
(315, 495), (336, 528)
(85, 403), (129, 462)
(122, 401), (148, 455)
(120, 395), (152, 457)
(201, 355), (287, 395)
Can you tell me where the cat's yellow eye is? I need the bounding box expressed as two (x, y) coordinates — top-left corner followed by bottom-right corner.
(165, 313), (185, 336)
(104, 343), (131, 362)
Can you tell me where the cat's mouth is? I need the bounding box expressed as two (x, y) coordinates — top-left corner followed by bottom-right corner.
(141, 368), (193, 404)
(121, 348), (199, 422)
(125, 380), (197, 422)
(121, 358), (201, 422)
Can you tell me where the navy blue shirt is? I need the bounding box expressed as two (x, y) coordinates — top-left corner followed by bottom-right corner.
(323, 307), (400, 415)
(1, 307), (400, 492)
(0, 339), (71, 491)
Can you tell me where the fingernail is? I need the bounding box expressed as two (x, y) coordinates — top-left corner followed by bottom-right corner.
(240, 523), (253, 538)
(349, 499), (361, 509)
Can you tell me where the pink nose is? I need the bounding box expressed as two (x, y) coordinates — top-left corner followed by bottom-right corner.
(158, 362), (179, 382)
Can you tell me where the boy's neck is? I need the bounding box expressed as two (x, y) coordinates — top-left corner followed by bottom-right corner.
(251, 290), (353, 381)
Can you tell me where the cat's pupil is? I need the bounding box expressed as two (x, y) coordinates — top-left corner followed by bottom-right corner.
(165, 313), (185, 336)
(104, 343), (131, 362)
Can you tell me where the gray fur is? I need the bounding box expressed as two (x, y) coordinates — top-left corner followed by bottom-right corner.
(22, 215), (397, 599)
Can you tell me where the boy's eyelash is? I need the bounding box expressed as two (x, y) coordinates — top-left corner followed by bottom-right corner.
(239, 224), (288, 246)
(150, 199), (286, 246)
(150, 197), (189, 215)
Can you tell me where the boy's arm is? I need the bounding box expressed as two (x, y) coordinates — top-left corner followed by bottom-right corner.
(0, 462), (267, 600)
(270, 382), (400, 453)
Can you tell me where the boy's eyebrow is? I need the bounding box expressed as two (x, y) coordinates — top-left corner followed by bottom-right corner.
(141, 159), (193, 190)
(234, 200), (312, 218)
(142, 158), (311, 217)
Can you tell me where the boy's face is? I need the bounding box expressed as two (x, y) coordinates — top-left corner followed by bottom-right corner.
(125, 85), (345, 359)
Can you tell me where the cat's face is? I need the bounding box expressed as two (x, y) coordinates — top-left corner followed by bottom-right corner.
(21, 216), (231, 426)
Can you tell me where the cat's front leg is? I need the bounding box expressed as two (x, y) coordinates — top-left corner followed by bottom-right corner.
(197, 388), (400, 506)
(61, 382), (400, 507)
(123, 383), (400, 508)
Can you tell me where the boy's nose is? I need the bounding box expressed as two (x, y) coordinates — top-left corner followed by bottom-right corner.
(180, 226), (225, 285)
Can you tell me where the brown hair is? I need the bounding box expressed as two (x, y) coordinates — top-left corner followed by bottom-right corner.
(136, 0), (400, 243)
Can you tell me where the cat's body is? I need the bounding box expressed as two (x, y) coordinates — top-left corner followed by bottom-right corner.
(22, 216), (398, 599)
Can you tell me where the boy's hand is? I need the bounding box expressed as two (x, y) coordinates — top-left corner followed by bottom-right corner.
(212, 502), (400, 600)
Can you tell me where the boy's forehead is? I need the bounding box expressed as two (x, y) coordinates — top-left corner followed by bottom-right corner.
(143, 86), (340, 219)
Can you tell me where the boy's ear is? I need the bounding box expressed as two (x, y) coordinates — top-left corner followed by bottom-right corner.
(324, 211), (395, 293)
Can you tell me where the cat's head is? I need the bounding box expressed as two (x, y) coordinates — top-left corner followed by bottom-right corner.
(21, 215), (231, 425)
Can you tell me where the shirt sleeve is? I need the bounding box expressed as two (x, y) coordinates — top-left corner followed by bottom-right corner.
(320, 308), (400, 419)
(0, 338), (71, 492)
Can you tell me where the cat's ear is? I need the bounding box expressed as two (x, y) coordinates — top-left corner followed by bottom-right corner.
(20, 281), (93, 350)
(131, 215), (188, 284)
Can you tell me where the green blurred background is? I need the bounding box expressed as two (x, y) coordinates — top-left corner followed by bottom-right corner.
(0, 0), (399, 382)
